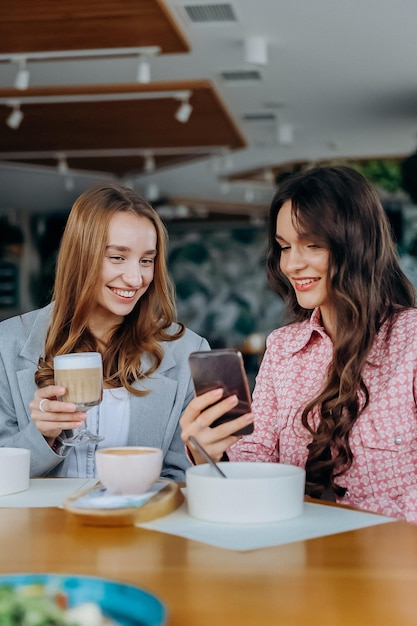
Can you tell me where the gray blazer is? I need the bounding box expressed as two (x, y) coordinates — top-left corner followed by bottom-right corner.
(0, 304), (209, 480)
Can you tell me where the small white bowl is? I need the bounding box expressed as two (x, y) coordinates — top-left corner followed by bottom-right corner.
(186, 462), (305, 524)
(95, 447), (163, 495)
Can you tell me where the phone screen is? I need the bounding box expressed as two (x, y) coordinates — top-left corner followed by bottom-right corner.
(188, 349), (254, 436)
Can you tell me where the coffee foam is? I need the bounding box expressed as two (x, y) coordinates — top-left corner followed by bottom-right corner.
(54, 352), (102, 370)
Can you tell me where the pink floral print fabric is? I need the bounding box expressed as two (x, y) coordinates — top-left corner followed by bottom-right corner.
(228, 307), (417, 522)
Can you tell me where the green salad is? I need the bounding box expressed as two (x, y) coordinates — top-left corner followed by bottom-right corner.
(0, 584), (109, 626)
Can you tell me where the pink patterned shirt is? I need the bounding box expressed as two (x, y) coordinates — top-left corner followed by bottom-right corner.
(228, 307), (417, 522)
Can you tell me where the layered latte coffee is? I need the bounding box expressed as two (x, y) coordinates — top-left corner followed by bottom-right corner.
(54, 352), (103, 411)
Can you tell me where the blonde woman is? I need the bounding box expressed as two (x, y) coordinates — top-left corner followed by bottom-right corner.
(0, 183), (209, 479)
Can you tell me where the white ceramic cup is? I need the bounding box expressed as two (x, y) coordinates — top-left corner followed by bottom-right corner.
(0, 448), (31, 496)
(186, 462), (306, 524)
(95, 447), (163, 495)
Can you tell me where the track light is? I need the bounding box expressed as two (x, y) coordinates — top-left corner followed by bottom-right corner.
(244, 36), (268, 66)
(57, 153), (70, 175)
(14, 56), (30, 90)
(144, 153), (155, 172)
(57, 153), (74, 190)
(0, 89), (194, 107)
(6, 102), (23, 129)
(175, 96), (193, 124)
(277, 123), (294, 146)
(136, 58), (151, 84)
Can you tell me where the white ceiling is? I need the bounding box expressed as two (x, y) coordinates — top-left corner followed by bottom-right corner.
(1, 0), (417, 215)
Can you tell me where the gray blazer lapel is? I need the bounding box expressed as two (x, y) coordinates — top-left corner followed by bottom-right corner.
(127, 347), (180, 455)
(17, 305), (52, 420)
(19, 304), (52, 364)
(128, 376), (179, 455)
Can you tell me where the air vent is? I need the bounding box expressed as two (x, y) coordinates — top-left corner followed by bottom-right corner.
(220, 70), (262, 82)
(183, 3), (237, 23)
(243, 113), (276, 122)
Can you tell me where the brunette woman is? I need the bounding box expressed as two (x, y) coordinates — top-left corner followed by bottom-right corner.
(181, 165), (417, 522)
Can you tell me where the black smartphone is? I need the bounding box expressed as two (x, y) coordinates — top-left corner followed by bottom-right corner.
(188, 349), (254, 436)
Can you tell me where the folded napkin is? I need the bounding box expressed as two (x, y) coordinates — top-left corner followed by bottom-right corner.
(0, 478), (99, 508)
(136, 496), (396, 551)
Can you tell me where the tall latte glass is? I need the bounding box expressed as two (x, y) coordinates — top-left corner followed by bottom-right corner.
(54, 352), (104, 446)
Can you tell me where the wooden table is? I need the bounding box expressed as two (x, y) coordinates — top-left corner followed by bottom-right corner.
(1, 505), (417, 625)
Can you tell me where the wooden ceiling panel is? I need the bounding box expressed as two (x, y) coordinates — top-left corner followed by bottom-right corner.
(0, 81), (247, 176)
(0, 2), (247, 180)
(0, 0), (189, 54)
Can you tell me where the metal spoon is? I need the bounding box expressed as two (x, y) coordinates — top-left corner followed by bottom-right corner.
(188, 436), (227, 478)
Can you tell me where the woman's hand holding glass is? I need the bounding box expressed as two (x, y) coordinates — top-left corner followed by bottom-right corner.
(30, 385), (86, 442)
(180, 388), (254, 464)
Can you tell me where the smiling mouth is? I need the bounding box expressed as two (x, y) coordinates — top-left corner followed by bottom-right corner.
(293, 278), (320, 291)
(110, 287), (136, 299)
(294, 278), (318, 286)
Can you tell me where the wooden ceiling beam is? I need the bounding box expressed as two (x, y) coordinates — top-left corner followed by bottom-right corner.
(0, 0), (190, 54)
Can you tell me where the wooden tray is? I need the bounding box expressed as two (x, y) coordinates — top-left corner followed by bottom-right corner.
(63, 479), (184, 526)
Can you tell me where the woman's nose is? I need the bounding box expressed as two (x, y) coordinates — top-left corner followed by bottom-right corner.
(122, 264), (143, 286)
(283, 247), (307, 272)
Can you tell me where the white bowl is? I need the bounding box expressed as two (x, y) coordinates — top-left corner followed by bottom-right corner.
(186, 462), (305, 524)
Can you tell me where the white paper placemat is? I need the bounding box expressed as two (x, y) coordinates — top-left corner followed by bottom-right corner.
(0, 478), (98, 508)
(137, 497), (396, 551)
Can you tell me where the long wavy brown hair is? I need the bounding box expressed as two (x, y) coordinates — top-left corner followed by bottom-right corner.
(35, 182), (184, 396)
(267, 166), (416, 498)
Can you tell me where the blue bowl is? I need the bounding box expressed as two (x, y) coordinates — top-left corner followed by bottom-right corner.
(0, 573), (166, 626)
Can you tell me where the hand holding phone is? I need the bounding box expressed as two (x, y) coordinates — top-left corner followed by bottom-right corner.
(188, 349), (254, 436)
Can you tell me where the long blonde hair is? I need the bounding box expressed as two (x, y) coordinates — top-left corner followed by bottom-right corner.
(35, 182), (184, 395)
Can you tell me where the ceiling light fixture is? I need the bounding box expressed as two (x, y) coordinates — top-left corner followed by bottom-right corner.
(244, 36), (268, 66)
(4, 47), (161, 90)
(175, 94), (193, 123)
(136, 58), (151, 84)
(277, 123), (294, 146)
(144, 152), (156, 172)
(13, 56), (30, 90)
(0, 89), (193, 106)
(6, 101), (23, 129)
(0, 145), (225, 161)
(57, 153), (70, 175)
(57, 153), (74, 190)
(1, 46), (161, 63)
